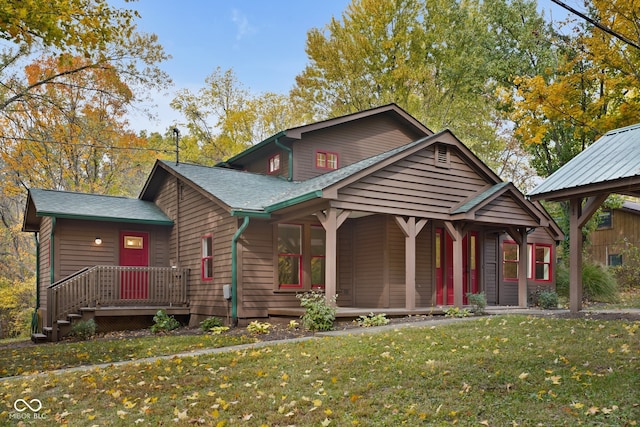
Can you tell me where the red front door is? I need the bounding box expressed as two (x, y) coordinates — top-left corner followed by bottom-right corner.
(436, 229), (479, 305)
(119, 231), (149, 299)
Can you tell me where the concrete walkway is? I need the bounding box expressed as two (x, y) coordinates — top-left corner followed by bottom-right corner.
(2, 307), (638, 382)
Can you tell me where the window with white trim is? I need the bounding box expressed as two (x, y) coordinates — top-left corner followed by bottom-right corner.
(316, 151), (338, 170)
(268, 153), (281, 174)
(201, 234), (213, 281)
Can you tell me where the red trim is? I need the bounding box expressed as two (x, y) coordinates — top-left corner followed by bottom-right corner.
(268, 153), (281, 174)
(503, 240), (553, 282)
(201, 234), (213, 281)
(315, 150), (338, 170)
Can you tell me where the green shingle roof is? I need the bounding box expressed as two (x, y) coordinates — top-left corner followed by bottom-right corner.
(159, 135), (431, 214)
(27, 188), (173, 225)
(451, 182), (511, 214)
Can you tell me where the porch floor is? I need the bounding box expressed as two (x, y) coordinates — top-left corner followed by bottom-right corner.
(82, 306), (190, 317)
(269, 306), (448, 319)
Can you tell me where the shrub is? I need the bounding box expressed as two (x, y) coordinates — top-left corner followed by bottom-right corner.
(297, 291), (337, 331)
(612, 243), (640, 291)
(70, 319), (97, 340)
(466, 292), (487, 314)
(247, 320), (271, 334)
(537, 290), (559, 309)
(287, 320), (300, 330)
(150, 310), (180, 333)
(556, 261), (619, 303)
(200, 316), (224, 332)
(444, 307), (471, 318)
(357, 312), (390, 327)
(209, 326), (229, 335)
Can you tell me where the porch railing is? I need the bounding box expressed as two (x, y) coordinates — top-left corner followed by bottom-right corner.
(46, 265), (189, 328)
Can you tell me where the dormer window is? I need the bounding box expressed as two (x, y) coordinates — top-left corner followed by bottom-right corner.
(316, 151), (338, 170)
(268, 153), (281, 174)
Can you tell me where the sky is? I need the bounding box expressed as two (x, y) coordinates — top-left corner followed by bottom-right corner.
(126, 0), (576, 134)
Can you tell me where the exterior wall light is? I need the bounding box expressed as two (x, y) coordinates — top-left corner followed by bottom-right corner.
(95, 237), (102, 245)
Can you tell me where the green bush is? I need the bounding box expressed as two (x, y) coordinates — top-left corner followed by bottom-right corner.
(357, 312), (389, 327)
(246, 321), (272, 334)
(556, 261), (619, 303)
(612, 243), (640, 290)
(444, 307), (471, 318)
(466, 292), (487, 314)
(150, 310), (180, 333)
(200, 316), (224, 331)
(70, 319), (97, 340)
(297, 291), (337, 331)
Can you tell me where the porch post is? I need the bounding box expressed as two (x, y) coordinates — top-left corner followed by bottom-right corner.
(517, 228), (528, 308)
(444, 222), (464, 308)
(569, 198), (583, 313)
(317, 208), (350, 304)
(394, 216), (428, 310)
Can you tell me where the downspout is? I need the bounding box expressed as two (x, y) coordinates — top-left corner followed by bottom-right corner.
(274, 137), (293, 181)
(231, 216), (250, 326)
(31, 233), (40, 334)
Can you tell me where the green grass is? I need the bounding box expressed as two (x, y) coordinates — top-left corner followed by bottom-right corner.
(0, 333), (254, 378)
(1, 315), (638, 426)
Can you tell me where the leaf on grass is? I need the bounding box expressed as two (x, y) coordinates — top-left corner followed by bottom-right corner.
(518, 372), (529, 380)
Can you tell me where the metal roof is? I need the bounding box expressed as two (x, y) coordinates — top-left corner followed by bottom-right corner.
(25, 188), (173, 228)
(529, 123), (640, 200)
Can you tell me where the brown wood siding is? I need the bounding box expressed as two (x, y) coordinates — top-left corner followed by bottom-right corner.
(387, 216), (406, 308)
(416, 223), (433, 306)
(475, 196), (540, 227)
(483, 233), (499, 305)
(337, 220), (354, 306)
(588, 209), (640, 266)
(294, 115), (423, 181)
(153, 175), (236, 319)
(39, 217), (52, 315)
(243, 148), (289, 179)
(336, 147), (488, 218)
(353, 216), (386, 307)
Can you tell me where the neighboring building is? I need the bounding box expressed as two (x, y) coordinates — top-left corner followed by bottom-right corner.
(588, 201), (640, 266)
(22, 104), (562, 341)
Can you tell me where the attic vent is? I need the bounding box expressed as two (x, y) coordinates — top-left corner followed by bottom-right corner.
(435, 144), (450, 168)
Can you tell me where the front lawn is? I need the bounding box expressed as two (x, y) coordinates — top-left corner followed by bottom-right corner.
(1, 315), (638, 425)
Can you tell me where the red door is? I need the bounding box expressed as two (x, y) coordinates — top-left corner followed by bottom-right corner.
(436, 229), (479, 305)
(119, 231), (149, 299)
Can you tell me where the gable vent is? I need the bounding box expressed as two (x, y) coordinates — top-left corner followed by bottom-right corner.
(435, 144), (450, 168)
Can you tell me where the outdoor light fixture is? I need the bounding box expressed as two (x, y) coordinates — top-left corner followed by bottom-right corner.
(94, 237), (102, 245)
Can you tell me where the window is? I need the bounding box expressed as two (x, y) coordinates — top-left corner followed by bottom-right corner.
(597, 210), (612, 229)
(316, 151), (338, 170)
(278, 224), (302, 288)
(503, 241), (552, 282)
(268, 153), (280, 174)
(201, 234), (213, 281)
(503, 242), (519, 280)
(310, 226), (326, 288)
(608, 254), (623, 266)
(124, 236), (143, 249)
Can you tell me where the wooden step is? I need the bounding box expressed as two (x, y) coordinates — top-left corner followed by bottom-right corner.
(68, 313), (82, 320)
(43, 326), (53, 333)
(57, 320), (70, 325)
(31, 333), (48, 343)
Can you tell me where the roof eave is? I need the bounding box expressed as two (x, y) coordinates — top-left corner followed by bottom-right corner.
(35, 211), (174, 226)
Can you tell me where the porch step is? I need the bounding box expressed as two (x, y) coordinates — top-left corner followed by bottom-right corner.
(43, 326), (53, 333)
(31, 333), (48, 343)
(57, 320), (70, 325)
(67, 313), (82, 320)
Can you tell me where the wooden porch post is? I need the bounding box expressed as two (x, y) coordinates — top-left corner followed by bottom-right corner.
(444, 222), (464, 307)
(394, 216), (428, 310)
(518, 228), (528, 308)
(569, 198), (583, 313)
(317, 208), (350, 304)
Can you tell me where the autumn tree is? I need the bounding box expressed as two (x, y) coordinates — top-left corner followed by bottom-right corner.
(171, 67), (304, 164)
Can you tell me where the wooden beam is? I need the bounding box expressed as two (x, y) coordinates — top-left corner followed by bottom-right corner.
(569, 198), (583, 312)
(579, 194), (609, 228)
(316, 208), (349, 305)
(394, 216), (428, 310)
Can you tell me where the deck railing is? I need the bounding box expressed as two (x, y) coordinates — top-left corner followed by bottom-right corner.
(46, 266), (189, 328)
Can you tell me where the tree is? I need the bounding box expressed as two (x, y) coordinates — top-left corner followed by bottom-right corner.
(171, 67), (304, 164)
(291, 0), (552, 178)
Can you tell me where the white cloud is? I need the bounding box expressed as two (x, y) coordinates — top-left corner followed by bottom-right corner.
(231, 9), (256, 41)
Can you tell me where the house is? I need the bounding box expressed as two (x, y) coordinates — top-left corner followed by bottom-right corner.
(23, 104), (562, 341)
(529, 122), (640, 312)
(588, 200), (640, 266)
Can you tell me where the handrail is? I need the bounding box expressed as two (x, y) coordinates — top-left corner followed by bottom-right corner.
(46, 266), (189, 336)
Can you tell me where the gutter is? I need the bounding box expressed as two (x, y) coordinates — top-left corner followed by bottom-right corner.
(274, 136), (293, 181)
(231, 216), (250, 326)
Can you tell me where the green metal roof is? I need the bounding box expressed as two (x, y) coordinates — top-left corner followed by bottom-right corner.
(27, 188), (174, 225)
(529, 123), (640, 200)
